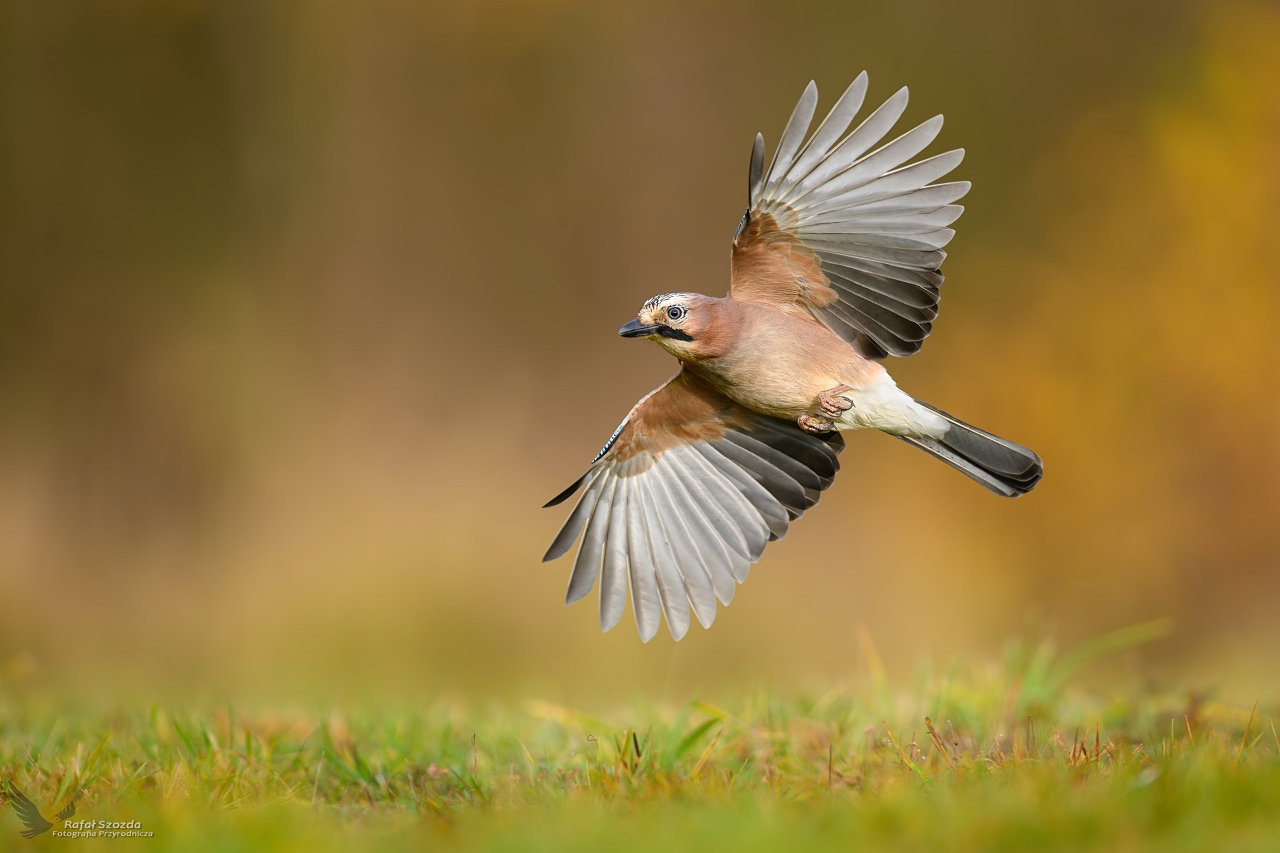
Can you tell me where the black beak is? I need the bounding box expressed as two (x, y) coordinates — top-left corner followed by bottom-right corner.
(619, 319), (659, 338)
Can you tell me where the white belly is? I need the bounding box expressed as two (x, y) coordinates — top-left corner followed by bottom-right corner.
(835, 371), (948, 438)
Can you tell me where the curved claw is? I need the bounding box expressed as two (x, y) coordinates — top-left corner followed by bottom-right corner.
(818, 385), (855, 418)
(798, 414), (835, 434)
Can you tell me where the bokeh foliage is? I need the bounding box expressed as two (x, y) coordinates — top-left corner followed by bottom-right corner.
(0, 0), (1276, 698)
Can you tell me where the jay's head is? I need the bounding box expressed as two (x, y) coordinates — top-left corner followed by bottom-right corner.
(619, 293), (718, 360)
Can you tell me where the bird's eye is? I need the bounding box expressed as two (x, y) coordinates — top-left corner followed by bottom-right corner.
(667, 305), (686, 322)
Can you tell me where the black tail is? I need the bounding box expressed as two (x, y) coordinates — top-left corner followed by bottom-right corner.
(898, 400), (1042, 497)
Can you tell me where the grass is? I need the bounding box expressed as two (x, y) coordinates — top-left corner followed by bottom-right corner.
(1, 627), (1278, 852)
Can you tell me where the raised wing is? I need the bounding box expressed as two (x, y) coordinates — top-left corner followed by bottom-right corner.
(543, 370), (843, 641)
(6, 783), (52, 838)
(731, 73), (969, 358)
(54, 799), (76, 821)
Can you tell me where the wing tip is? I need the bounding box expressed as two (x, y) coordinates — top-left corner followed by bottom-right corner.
(749, 133), (765, 204)
(543, 471), (590, 508)
(600, 609), (623, 633)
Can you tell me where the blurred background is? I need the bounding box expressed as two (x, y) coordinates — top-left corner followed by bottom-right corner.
(0, 0), (1276, 704)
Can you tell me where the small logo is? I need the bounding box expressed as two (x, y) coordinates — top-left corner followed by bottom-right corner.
(4, 782), (76, 839)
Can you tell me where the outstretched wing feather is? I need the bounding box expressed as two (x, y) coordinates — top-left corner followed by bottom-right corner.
(774, 86), (910, 205)
(649, 460), (719, 627)
(774, 72), (868, 197)
(599, 475), (631, 631)
(625, 477), (662, 643)
(637, 475), (691, 641)
(566, 473), (614, 605)
(762, 81), (819, 199)
(659, 455), (739, 605)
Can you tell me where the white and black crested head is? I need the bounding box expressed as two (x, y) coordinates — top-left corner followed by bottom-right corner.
(618, 292), (723, 361)
(619, 292), (696, 342)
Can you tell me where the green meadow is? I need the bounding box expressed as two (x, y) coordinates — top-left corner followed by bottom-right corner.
(3, 628), (1276, 852)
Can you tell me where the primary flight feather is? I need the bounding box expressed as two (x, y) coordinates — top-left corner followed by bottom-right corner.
(544, 74), (1043, 641)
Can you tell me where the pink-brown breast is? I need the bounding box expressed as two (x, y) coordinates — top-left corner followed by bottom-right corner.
(687, 300), (882, 420)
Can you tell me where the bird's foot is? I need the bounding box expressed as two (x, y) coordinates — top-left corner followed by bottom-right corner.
(817, 385), (854, 418)
(798, 414), (836, 434)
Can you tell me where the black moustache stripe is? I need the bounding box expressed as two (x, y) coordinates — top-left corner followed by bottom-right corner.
(656, 325), (694, 342)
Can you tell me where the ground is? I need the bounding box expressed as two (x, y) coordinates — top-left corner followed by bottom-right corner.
(1, 629), (1277, 852)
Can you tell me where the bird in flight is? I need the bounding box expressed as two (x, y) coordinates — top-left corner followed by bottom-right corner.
(544, 74), (1042, 641)
(5, 782), (75, 839)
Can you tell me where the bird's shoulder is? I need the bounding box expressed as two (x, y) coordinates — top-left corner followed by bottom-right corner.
(603, 369), (748, 465)
(730, 211), (838, 311)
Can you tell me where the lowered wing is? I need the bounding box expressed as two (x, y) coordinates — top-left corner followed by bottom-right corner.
(543, 369), (843, 641)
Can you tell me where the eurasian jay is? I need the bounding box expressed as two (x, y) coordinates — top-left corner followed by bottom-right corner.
(544, 74), (1042, 641)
